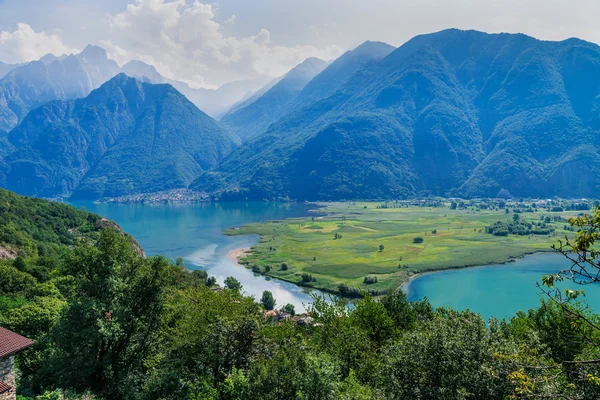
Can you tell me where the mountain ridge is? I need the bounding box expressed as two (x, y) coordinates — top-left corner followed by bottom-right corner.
(220, 57), (330, 141)
(0, 74), (239, 199)
(192, 29), (600, 200)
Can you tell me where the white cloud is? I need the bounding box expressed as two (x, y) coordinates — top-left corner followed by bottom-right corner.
(224, 14), (236, 25)
(0, 23), (78, 63)
(103, 0), (343, 88)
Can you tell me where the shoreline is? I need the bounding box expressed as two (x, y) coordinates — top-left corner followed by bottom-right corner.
(226, 241), (559, 299)
(222, 204), (567, 299)
(400, 250), (563, 295)
(227, 247), (252, 264)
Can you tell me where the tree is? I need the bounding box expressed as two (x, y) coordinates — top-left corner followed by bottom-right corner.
(533, 205), (600, 393)
(379, 244), (385, 252)
(260, 291), (276, 310)
(513, 213), (520, 222)
(175, 256), (185, 267)
(281, 303), (296, 316)
(44, 229), (174, 399)
(206, 276), (217, 287)
(380, 310), (515, 399)
(413, 237), (424, 244)
(225, 276), (243, 293)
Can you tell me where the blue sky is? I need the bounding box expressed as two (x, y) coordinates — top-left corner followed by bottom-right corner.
(0, 0), (595, 88)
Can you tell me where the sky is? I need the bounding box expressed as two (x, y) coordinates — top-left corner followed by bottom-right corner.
(0, 0), (597, 89)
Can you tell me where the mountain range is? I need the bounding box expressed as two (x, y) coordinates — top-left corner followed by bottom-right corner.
(192, 29), (600, 200)
(0, 45), (120, 135)
(0, 45), (269, 136)
(121, 60), (271, 119)
(2, 29), (600, 201)
(220, 42), (396, 142)
(0, 74), (238, 199)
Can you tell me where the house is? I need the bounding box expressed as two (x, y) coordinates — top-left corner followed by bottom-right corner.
(0, 327), (34, 400)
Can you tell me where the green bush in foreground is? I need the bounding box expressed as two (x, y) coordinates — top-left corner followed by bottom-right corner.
(6, 200), (600, 399)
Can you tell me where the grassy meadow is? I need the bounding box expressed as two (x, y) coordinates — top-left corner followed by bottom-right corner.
(224, 202), (581, 295)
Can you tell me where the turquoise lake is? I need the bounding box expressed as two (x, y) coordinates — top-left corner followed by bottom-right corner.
(405, 252), (600, 321)
(71, 201), (321, 312)
(70, 202), (599, 319)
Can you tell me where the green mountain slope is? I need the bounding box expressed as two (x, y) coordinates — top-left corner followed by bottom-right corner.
(0, 187), (134, 258)
(193, 30), (600, 200)
(1, 74), (239, 199)
(220, 58), (329, 141)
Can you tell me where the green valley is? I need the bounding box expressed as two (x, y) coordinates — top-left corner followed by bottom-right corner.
(225, 200), (583, 295)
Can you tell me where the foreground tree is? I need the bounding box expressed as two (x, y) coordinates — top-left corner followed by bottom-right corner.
(43, 230), (175, 399)
(531, 205), (600, 396)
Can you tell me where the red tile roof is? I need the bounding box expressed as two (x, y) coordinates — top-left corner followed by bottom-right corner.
(0, 327), (34, 358)
(0, 380), (11, 394)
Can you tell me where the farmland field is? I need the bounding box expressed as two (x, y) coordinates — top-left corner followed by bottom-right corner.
(224, 202), (581, 295)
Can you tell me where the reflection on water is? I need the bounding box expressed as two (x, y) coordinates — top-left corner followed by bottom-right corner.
(70, 201), (324, 312)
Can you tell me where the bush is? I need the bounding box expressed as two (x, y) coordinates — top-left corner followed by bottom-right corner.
(431, 229), (437, 234)
(252, 265), (261, 273)
(337, 283), (362, 298)
(364, 276), (378, 284)
(413, 237), (424, 244)
(281, 263), (288, 271)
(301, 273), (316, 283)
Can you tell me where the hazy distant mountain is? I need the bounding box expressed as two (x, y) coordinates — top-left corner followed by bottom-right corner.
(220, 57), (330, 141)
(0, 61), (21, 79)
(120, 59), (270, 118)
(220, 42), (395, 142)
(0, 46), (270, 135)
(0, 45), (119, 134)
(194, 29), (600, 200)
(225, 76), (284, 116)
(121, 60), (167, 84)
(39, 53), (69, 65)
(295, 41), (395, 106)
(77, 45), (121, 88)
(176, 77), (272, 119)
(0, 74), (239, 199)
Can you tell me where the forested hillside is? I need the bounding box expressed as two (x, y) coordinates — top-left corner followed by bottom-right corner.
(195, 29), (600, 200)
(0, 74), (239, 199)
(1, 187), (600, 399)
(220, 57), (330, 141)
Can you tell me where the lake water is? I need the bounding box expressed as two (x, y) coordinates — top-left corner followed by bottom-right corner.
(68, 202), (600, 318)
(70, 201), (322, 312)
(405, 252), (600, 321)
